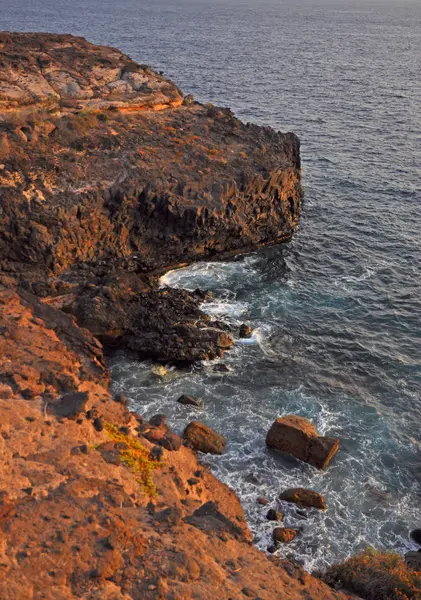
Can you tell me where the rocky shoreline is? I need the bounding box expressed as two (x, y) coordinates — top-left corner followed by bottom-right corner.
(0, 31), (413, 600)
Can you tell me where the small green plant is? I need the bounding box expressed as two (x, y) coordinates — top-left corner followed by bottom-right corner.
(320, 548), (421, 600)
(105, 422), (163, 497)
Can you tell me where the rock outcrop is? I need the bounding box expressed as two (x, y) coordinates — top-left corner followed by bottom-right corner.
(0, 31), (302, 366)
(0, 33), (301, 289)
(266, 415), (340, 470)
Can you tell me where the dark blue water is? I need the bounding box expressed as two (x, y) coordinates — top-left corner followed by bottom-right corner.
(3, 0), (421, 569)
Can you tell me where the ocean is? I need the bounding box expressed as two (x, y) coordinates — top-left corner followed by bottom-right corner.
(2, 0), (420, 570)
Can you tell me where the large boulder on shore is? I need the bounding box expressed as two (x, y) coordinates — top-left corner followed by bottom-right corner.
(183, 421), (226, 454)
(265, 415), (339, 470)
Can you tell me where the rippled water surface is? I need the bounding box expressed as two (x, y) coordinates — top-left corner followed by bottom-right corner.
(4, 0), (421, 569)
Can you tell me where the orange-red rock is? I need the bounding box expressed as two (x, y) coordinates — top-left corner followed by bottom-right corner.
(266, 415), (340, 469)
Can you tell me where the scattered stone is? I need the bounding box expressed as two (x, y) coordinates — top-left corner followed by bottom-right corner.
(93, 416), (104, 432)
(97, 442), (121, 465)
(279, 488), (326, 510)
(0, 383), (13, 399)
(257, 497), (269, 506)
(149, 445), (163, 461)
(177, 394), (204, 408)
(49, 391), (89, 420)
(149, 414), (167, 427)
(265, 415), (339, 469)
(239, 324), (252, 338)
(273, 527), (297, 544)
(245, 473), (263, 485)
(266, 509), (283, 521)
(267, 545), (277, 554)
(183, 421), (226, 455)
(405, 551), (421, 571)
(114, 392), (128, 406)
(159, 432), (182, 452)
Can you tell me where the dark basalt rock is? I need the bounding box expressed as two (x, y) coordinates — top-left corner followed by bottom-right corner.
(0, 34), (302, 367)
(239, 324), (253, 338)
(149, 414), (167, 427)
(266, 509), (284, 522)
(72, 285), (234, 363)
(114, 392), (128, 406)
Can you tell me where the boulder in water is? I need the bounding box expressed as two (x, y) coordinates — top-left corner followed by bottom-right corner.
(266, 509), (284, 521)
(279, 488), (326, 510)
(265, 415), (339, 470)
(239, 324), (252, 338)
(183, 421), (226, 454)
(273, 527), (297, 543)
(177, 394), (204, 408)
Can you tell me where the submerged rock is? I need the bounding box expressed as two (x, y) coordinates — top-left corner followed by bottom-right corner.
(183, 421), (226, 454)
(151, 365), (168, 378)
(279, 488), (326, 510)
(410, 529), (421, 546)
(265, 415), (339, 470)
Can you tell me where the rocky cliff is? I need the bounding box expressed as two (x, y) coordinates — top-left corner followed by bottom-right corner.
(0, 285), (352, 600)
(0, 32), (301, 287)
(0, 33), (354, 600)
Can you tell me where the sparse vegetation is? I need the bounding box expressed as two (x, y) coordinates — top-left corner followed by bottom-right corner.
(105, 422), (163, 497)
(319, 548), (421, 600)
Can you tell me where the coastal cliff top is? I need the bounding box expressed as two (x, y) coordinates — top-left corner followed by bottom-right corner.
(0, 31), (183, 114)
